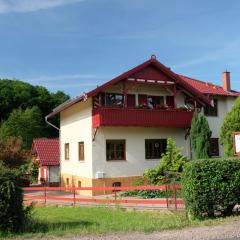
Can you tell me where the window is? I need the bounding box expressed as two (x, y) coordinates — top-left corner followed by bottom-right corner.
(78, 181), (82, 188)
(106, 140), (126, 160)
(106, 93), (124, 107)
(65, 143), (69, 160)
(66, 178), (69, 186)
(209, 138), (219, 157)
(147, 96), (164, 108)
(78, 142), (84, 161)
(204, 99), (218, 116)
(145, 139), (167, 159)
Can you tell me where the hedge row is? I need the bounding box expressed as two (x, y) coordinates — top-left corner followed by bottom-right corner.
(182, 158), (240, 218)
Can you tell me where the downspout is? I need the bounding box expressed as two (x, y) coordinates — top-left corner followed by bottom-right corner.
(45, 115), (61, 186)
(45, 115), (60, 131)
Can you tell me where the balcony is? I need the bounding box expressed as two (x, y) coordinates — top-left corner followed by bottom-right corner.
(92, 107), (194, 128)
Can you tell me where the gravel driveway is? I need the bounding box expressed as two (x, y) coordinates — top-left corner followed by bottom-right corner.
(40, 220), (240, 240)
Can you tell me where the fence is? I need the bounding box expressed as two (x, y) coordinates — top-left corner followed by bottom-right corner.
(23, 183), (184, 209)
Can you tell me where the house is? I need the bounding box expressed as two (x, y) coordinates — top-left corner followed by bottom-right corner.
(46, 55), (240, 195)
(32, 138), (60, 186)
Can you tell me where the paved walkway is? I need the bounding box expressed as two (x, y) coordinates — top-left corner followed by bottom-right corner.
(43, 220), (240, 240)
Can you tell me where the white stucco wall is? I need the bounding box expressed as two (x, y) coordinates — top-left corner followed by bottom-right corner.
(204, 96), (237, 157)
(60, 99), (93, 178)
(92, 127), (190, 178)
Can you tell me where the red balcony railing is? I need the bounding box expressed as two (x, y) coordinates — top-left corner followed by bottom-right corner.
(92, 107), (194, 128)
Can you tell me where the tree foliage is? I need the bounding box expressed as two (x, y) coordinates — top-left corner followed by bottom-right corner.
(0, 165), (31, 232)
(190, 113), (212, 159)
(144, 138), (188, 184)
(0, 79), (70, 147)
(182, 158), (240, 219)
(0, 107), (43, 149)
(220, 97), (240, 157)
(0, 137), (27, 168)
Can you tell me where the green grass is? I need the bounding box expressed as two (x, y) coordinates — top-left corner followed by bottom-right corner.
(1, 206), (240, 239)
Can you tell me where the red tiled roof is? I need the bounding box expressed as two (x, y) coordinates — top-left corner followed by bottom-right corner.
(179, 75), (240, 97)
(46, 57), (240, 118)
(32, 139), (59, 166)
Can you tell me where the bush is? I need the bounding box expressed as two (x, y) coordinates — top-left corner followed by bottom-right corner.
(190, 113), (211, 159)
(145, 138), (188, 185)
(182, 158), (240, 219)
(0, 165), (31, 232)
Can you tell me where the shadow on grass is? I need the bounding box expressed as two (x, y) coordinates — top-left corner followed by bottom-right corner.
(24, 220), (97, 233)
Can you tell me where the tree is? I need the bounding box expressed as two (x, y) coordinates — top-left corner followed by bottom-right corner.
(220, 97), (240, 157)
(0, 79), (70, 135)
(0, 137), (27, 168)
(144, 138), (188, 185)
(190, 113), (212, 159)
(0, 107), (43, 149)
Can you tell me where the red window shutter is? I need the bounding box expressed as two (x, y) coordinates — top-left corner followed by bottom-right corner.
(127, 94), (136, 107)
(138, 94), (147, 105)
(166, 96), (174, 108)
(100, 92), (105, 106)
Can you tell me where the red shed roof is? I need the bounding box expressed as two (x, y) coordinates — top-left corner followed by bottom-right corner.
(32, 139), (59, 166)
(179, 75), (240, 97)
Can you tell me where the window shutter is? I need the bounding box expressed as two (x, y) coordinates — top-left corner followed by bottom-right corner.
(166, 96), (175, 108)
(127, 94), (136, 107)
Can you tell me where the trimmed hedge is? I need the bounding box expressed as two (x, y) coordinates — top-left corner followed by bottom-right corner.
(182, 158), (240, 218)
(0, 165), (30, 232)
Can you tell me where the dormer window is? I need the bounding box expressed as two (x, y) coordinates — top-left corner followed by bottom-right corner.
(106, 93), (124, 107)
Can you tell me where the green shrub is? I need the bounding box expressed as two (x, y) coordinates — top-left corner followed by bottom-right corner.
(145, 138), (188, 185)
(0, 165), (31, 232)
(182, 158), (240, 219)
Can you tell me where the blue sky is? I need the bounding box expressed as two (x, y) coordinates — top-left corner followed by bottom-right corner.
(1, 0), (240, 97)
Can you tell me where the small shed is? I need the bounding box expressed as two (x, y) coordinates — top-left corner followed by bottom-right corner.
(32, 138), (60, 186)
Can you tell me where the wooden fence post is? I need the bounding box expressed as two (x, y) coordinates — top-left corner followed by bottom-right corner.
(44, 185), (47, 205)
(73, 188), (76, 206)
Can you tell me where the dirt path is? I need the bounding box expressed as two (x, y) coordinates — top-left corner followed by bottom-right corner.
(42, 220), (240, 240)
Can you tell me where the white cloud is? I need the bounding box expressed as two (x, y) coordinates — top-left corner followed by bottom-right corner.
(0, 0), (84, 14)
(173, 39), (240, 70)
(30, 73), (111, 83)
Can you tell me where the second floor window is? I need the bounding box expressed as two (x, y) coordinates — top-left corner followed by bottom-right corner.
(106, 93), (124, 107)
(204, 99), (218, 116)
(65, 143), (69, 160)
(106, 140), (126, 160)
(147, 96), (164, 108)
(145, 139), (167, 159)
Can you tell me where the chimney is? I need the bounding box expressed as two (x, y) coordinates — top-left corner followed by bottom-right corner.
(222, 71), (231, 91)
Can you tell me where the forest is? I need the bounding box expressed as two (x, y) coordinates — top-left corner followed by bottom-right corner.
(0, 79), (69, 150)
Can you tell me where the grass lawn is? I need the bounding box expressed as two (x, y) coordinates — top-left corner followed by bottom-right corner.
(1, 206), (240, 239)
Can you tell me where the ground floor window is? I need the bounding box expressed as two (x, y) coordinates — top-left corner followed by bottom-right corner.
(145, 139), (167, 159)
(209, 138), (219, 157)
(78, 142), (84, 161)
(106, 140), (126, 160)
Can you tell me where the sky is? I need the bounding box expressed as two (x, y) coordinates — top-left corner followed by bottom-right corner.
(0, 0), (240, 97)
